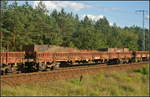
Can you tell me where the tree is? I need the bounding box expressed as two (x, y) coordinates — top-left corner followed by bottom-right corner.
(1, 1), (149, 51)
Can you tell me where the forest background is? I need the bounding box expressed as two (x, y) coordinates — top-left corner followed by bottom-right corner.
(1, 1), (149, 51)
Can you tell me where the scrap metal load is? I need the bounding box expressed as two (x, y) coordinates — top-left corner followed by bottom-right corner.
(0, 45), (149, 75)
(23, 45), (80, 52)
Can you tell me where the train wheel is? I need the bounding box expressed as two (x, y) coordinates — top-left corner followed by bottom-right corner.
(0, 70), (4, 75)
(38, 63), (46, 71)
(55, 62), (60, 69)
(5, 68), (10, 74)
(51, 62), (60, 70)
(120, 59), (123, 64)
(11, 67), (18, 74)
(116, 59), (120, 64)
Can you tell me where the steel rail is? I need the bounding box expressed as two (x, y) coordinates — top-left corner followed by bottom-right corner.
(1, 62), (149, 87)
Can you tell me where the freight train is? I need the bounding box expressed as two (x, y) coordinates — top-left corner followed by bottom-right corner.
(0, 45), (149, 75)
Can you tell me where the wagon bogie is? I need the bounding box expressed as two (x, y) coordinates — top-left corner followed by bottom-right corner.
(0, 62), (24, 75)
(0, 51), (26, 75)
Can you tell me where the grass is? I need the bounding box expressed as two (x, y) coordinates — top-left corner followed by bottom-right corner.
(1, 65), (149, 96)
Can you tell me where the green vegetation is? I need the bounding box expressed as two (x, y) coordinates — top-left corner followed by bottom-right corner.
(1, 1), (150, 51)
(133, 65), (149, 75)
(1, 65), (149, 96)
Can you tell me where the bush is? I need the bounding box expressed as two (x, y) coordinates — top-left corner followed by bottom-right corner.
(133, 66), (149, 75)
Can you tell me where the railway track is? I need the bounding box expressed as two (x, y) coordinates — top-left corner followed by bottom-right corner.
(1, 62), (149, 87)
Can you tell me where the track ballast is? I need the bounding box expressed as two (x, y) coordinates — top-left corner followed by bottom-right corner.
(1, 62), (149, 86)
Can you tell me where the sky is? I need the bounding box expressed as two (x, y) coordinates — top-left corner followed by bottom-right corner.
(9, 1), (149, 29)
